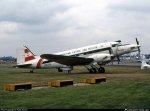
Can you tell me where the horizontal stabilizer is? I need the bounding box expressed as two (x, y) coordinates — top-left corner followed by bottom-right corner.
(14, 64), (32, 68)
(40, 54), (94, 66)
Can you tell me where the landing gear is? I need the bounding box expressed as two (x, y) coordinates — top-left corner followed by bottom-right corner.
(89, 68), (97, 73)
(30, 69), (34, 73)
(58, 68), (63, 72)
(85, 65), (105, 74)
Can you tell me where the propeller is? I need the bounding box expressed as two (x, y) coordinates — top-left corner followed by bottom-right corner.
(116, 43), (121, 64)
(135, 37), (141, 59)
(110, 41), (121, 64)
(111, 46), (121, 64)
(136, 38), (140, 51)
(117, 56), (120, 64)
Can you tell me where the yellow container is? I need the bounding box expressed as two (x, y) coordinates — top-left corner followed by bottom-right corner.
(2, 82), (32, 91)
(48, 80), (73, 87)
(82, 77), (106, 84)
(2, 85), (9, 91)
(8, 85), (15, 91)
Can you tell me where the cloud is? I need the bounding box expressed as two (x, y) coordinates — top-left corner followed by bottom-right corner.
(0, 0), (150, 56)
(0, 21), (18, 35)
(108, 0), (150, 13)
(0, 0), (68, 24)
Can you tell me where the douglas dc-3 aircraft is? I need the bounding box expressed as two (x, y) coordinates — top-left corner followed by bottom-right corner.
(16, 38), (140, 73)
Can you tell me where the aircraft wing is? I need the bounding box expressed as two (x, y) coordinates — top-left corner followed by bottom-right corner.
(40, 54), (94, 66)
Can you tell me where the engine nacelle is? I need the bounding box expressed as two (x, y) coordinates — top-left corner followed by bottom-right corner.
(88, 53), (112, 63)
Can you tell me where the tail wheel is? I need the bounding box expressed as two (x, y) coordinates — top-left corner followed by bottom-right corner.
(30, 70), (34, 73)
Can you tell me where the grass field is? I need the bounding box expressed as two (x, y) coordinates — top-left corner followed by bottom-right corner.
(0, 63), (150, 109)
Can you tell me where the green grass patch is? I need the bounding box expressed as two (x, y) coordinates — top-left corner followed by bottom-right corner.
(0, 64), (150, 109)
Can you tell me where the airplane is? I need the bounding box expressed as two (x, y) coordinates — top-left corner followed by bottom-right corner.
(141, 60), (150, 69)
(141, 56), (150, 69)
(15, 38), (140, 73)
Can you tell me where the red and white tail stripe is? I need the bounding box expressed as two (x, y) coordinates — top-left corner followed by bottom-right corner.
(36, 58), (43, 68)
(24, 47), (35, 62)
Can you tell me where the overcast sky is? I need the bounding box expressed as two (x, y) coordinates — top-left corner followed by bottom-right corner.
(0, 0), (150, 57)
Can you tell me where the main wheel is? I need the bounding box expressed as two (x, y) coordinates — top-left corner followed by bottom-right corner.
(98, 67), (105, 73)
(101, 67), (105, 73)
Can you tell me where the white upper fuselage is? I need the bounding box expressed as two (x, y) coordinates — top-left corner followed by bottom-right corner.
(55, 42), (116, 56)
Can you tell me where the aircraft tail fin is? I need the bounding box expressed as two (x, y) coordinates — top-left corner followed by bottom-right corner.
(16, 46), (35, 64)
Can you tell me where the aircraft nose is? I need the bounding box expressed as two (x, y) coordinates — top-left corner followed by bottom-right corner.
(130, 44), (139, 50)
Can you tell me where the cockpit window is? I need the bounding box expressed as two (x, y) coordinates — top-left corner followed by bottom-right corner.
(112, 44), (117, 47)
(131, 47), (136, 50)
